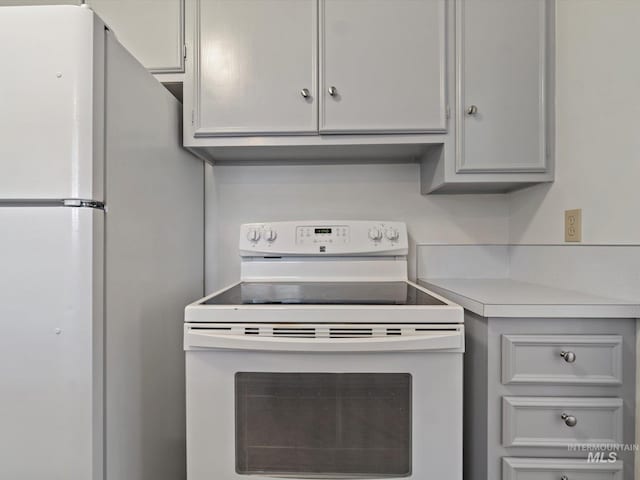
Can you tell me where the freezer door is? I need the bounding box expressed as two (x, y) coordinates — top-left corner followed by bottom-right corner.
(0, 6), (104, 200)
(0, 206), (104, 480)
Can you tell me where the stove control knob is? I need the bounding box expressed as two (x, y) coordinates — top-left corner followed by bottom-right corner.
(368, 227), (382, 241)
(385, 228), (399, 241)
(264, 229), (277, 242)
(247, 228), (261, 242)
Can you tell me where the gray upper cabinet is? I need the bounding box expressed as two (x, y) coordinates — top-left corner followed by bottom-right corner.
(185, 0), (555, 195)
(190, 0), (318, 136)
(420, 0), (555, 193)
(319, 0), (446, 134)
(5, 0), (185, 74)
(188, 0), (445, 138)
(88, 0), (184, 74)
(457, 0), (547, 173)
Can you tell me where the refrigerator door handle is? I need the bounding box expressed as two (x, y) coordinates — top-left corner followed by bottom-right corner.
(0, 199), (105, 210)
(63, 199), (105, 210)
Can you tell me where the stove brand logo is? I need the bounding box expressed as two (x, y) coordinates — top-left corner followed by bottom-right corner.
(319, 246), (326, 253)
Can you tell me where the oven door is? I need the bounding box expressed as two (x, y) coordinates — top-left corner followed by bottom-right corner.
(185, 324), (463, 480)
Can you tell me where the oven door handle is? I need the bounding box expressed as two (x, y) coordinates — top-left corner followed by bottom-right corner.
(185, 329), (464, 352)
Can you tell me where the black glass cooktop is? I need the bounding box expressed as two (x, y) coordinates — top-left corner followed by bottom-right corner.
(201, 282), (445, 306)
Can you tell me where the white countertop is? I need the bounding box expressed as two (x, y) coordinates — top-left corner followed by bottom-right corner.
(418, 278), (640, 318)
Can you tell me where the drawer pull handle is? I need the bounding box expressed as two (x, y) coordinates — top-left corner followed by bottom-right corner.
(561, 413), (578, 427)
(560, 350), (576, 363)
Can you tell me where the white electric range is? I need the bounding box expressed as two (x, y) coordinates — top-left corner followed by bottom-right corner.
(185, 221), (464, 480)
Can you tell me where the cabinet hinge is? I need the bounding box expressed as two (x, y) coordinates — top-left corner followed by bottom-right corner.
(445, 104), (451, 119)
(183, 44), (187, 60)
(191, 110), (195, 126)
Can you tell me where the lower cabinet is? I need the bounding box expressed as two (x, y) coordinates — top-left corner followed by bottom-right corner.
(463, 314), (636, 480)
(503, 458), (623, 480)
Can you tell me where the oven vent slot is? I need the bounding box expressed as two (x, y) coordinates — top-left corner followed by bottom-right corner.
(244, 327), (260, 335)
(272, 327), (317, 338)
(414, 328), (457, 332)
(386, 328), (402, 336)
(329, 328), (373, 338)
(189, 326), (232, 331)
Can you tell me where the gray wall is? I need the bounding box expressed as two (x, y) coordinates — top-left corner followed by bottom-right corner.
(509, 0), (640, 246)
(204, 162), (509, 291)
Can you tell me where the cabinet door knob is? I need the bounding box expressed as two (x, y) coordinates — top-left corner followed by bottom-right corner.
(561, 413), (577, 427)
(560, 476), (569, 480)
(328, 86), (338, 97)
(465, 105), (478, 115)
(300, 88), (310, 98)
(560, 351), (576, 363)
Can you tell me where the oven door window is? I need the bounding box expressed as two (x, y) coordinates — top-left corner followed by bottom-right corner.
(235, 372), (411, 477)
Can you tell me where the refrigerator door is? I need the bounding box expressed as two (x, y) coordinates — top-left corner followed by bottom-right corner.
(0, 206), (104, 480)
(0, 6), (104, 201)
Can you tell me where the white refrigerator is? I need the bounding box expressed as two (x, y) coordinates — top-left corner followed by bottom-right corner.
(0, 6), (203, 480)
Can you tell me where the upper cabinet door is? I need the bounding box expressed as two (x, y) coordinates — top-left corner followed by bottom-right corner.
(192, 0), (318, 136)
(458, 0), (549, 172)
(320, 0), (447, 134)
(88, 0), (185, 73)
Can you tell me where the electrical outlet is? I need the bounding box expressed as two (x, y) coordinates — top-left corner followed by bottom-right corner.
(565, 209), (582, 242)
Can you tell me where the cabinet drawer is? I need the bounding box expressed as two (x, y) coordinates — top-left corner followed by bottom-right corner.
(502, 397), (623, 448)
(502, 335), (623, 385)
(503, 457), (623, 480)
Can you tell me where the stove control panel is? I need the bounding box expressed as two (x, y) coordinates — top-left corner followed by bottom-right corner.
(239, 221), (408, 256)
(296, 225), (350, 245)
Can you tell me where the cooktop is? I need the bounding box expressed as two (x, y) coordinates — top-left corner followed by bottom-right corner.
(201, 282), (446, 306)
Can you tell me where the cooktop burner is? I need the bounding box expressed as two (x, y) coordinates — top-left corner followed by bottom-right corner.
(201, 282), (446, 306)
